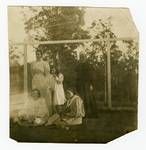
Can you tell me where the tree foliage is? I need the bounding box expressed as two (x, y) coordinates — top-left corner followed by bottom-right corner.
(23, 7), (90, 88)
(20, 7), (138, 105)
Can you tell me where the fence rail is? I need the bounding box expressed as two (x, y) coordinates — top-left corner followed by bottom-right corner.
(11, 37), (137, 45)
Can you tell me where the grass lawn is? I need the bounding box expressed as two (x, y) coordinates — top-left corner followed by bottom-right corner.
(10, 109), (137, 143)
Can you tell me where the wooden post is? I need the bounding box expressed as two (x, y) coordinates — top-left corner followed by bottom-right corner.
(23, 44), (28, 95)
(104, 60), (107, 105)
(106, 39), (112, 108)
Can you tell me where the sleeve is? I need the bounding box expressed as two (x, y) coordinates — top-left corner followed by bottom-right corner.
(64, 99), (78, 117)
(75, 97), (85, 117)
(59, 73), (64, 81)
(65, 105), (77, 117)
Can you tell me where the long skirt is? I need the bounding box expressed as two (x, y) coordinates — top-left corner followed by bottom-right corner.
(32, 74), (46, 97)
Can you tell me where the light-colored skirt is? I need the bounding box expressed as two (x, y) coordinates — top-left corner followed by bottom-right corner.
(32, 74), (46, 97)
(54, 84), (66, 105)
(18, 97), (49, 119)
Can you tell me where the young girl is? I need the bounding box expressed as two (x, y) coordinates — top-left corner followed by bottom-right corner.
(53, 67), (66, 114)
(18, 89), (49, 126)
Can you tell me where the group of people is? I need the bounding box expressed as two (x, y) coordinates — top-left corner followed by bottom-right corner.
(16, 50), (85, 127)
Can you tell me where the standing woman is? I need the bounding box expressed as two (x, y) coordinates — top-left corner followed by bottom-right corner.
(31, 50), (49, 98)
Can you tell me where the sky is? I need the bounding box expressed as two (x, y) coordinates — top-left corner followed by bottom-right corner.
(8, 7), (26, 42)
(8, 7), (138, 43)
(84, 7), (138, 38)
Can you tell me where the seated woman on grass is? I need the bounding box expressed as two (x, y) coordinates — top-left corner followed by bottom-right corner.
(17, 89), (49, 126)
(46, 88), (85, 127)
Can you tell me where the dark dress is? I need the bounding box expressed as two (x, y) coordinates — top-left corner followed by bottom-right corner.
(76, 62), (98, 118)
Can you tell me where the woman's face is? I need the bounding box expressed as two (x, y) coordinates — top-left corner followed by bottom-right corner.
(66, 91), (74, 100)
(51, 68), (56, 74)
(36, 51), (42, 60)
(31, 90), (40, 100)
(46, 56), (50, 62)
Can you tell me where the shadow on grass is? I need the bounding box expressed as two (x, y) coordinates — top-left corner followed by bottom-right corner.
(10, 109), (137, 143)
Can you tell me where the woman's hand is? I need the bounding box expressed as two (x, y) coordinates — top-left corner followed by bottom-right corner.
(56, 80), (62, 84)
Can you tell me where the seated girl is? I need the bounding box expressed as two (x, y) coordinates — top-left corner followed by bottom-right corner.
(17, 89), (49, 126)
(61, 88), (85, 125)
(46, 88), (85, 127)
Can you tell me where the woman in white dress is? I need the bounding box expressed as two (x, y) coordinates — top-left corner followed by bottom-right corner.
(31, 50), (49, 98)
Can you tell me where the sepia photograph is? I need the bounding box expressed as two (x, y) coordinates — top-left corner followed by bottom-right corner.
(8, 6), (138, 143)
